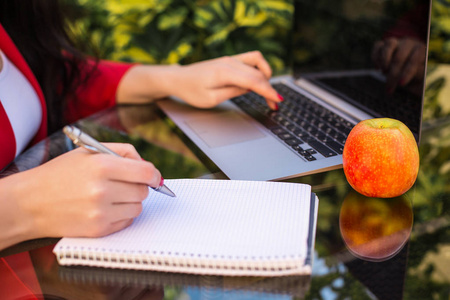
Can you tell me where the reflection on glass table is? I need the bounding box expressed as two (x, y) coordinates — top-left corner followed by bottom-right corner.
(0, 102), (448, 300)
(58, 265), (310, 300)
(339, 191), (413, 262)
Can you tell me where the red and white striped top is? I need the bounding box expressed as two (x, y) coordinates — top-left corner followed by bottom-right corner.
(0, 50), (42, 157)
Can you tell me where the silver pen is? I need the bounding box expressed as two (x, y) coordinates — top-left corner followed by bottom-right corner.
(63, 125), (176, 197)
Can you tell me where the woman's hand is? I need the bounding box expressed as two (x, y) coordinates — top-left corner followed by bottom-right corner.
(117, 51), (283, 110)
(170, 51), (282, 110)
(0, 143), (161, 249)
(371, 37), (426, 93)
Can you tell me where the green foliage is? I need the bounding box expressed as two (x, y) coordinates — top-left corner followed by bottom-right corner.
(69, 0), (293, 74)
(67, 0), (450, 119)
(429, 0), (450, 63)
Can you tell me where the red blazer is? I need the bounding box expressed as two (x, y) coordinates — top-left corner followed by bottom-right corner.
(0, 23), (133, 299)
(0, 23), (133, 171)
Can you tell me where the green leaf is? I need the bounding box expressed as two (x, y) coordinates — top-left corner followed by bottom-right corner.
(164, 42), (193, 64)
(105, 0), (154, 14)
(205, 23), (237, 46)
(259, 0), (294, 13)
(158, 7), (189, 31)
(194, 7), (215, 28)
(234, 1), (268, 27)
(123, 46), (157, 63)
(436, 18), (450, 33)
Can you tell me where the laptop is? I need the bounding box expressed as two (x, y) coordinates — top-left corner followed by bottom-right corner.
(158, 0), (431, 181)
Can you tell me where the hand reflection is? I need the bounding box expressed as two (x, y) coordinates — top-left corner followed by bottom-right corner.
(371, 37), (426, 93)
(339, 190), (413, 262)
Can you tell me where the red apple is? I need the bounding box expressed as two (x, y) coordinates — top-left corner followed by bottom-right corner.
(342, 118), (419, 198)
(339, 190), (413, 261)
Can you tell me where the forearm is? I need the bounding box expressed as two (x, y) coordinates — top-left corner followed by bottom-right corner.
(116, 64), (181, 104)
(114, 51), (282, 109)
(0, 172), (37, 250)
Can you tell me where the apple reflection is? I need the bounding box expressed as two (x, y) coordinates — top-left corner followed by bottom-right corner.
(339, 190), (413, 262)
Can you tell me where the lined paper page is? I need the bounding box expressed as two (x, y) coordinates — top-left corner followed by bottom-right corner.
(55, 179), (312, 268)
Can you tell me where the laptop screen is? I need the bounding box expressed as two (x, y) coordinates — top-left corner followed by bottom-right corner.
(290, 0), (431, 141)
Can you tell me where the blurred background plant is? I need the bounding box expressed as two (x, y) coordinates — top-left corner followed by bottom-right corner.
(66, 0), (293, 74)
(65, 0), (450, 122)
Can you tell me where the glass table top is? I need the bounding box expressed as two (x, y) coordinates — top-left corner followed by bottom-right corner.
(1, 103), (448, 300)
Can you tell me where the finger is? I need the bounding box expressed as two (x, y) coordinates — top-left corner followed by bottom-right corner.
(210, 86), (279, 110)
(381, 38), (398, 71)
(399, 45), (426, 86)
(385, 70), (398, 94)
(207, 85), (279, 110)
(221, 55), (273, 86)
(94, 155), (162, 188)
(103, 218), (134, 236)
(210, 86), (248, 101)
(386, 41), (416, 90)
(398, 59), (419, 87)
(392, 39), (416, 70)
(110, 202), (143, 221)
(85, 212), (137, 238)
(215, 62), (280, 108)
(371, 40), (384, 69)
(104, 180), (150, 204)
(101, 143), (142, 160)
(233, 50), (272, 79)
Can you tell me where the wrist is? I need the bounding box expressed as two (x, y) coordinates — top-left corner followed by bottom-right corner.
(0, 171), (39, 249)
(150, 64), (183, 99)
(116, 64), (183, 104)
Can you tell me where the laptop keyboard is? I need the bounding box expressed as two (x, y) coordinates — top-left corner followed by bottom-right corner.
(231, 83), (354, 162)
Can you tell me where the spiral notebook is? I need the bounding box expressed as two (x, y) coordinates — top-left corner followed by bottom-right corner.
(53, 179), (319, 277)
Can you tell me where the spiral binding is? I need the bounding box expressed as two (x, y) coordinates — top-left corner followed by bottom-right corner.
(55, 245), (310, 276)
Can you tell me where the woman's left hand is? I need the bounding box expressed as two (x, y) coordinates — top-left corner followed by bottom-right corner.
(170, 51), (282, 110)
(117, 51), (283, 110)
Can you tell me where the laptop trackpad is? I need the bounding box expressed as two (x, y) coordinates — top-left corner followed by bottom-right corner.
(185, 111), (266, 148)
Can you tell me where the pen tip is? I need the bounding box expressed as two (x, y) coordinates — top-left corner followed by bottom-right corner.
(161, 185), (176, 197)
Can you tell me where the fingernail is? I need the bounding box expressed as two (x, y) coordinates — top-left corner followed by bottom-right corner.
(160, 176), (164, 187)
(277, 93), (284, 101)
(273, 103), (279, 111)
